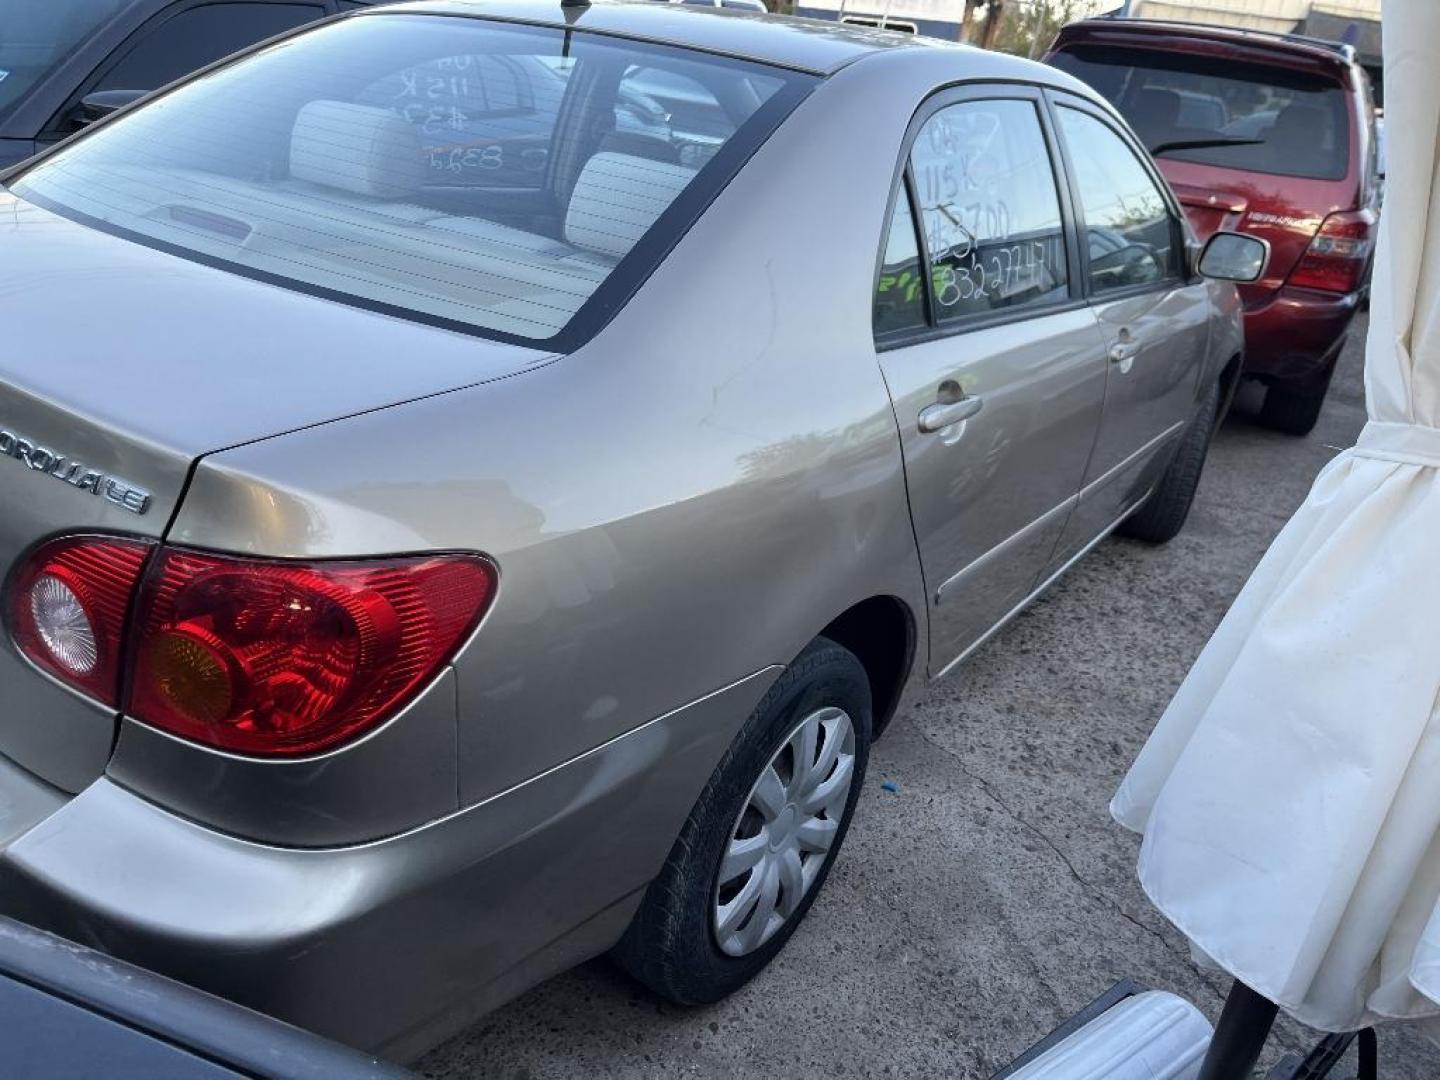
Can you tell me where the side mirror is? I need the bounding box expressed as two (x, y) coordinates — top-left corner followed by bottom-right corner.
(76, 89), (146, 127)
(614, 92), (671, 140)
(1196, 231), (1270, 283)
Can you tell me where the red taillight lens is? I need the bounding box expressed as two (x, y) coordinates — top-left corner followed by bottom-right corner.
(127, 550), (495, 756)
(6, 536), (154, 705)
(1287, 209), (1376, 293)
(6, 538), (497, 757)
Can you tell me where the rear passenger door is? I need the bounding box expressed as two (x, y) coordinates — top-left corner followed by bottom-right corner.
(875, 86), (1109, 676)
(1045, 95), (1212, 564)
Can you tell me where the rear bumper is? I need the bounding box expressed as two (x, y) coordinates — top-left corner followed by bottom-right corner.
(0, 666), (780, 1060)
(1241, 285), (1360, 396)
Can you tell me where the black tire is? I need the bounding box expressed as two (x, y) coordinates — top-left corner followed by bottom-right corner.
(1259, 383), (1327, 437)
(1119, 380), (1221, 544)
(611, 637), (872, 1005)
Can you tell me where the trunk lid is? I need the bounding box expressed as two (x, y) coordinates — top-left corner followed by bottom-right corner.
(0, 190), (551, 791)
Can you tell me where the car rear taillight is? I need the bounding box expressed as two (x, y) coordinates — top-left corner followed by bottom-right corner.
(1287, 209), (1376, 293)
(5, 539), (496, 757)
(7, 536), (155, 705)
(128, 550), (495, 756)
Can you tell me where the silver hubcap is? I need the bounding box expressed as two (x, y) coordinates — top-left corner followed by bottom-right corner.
(712, 706), (857, 957)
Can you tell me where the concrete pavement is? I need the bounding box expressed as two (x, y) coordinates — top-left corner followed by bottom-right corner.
(421, 315), (1435, 1079)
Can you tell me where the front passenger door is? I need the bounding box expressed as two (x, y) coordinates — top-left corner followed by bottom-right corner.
(1047, 99), (1212, 562)
(875, 89), (1109, 676)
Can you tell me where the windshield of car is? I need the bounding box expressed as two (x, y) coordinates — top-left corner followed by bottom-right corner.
(1049, 45), (1351, 182)
(0, 0), (132, 123)
(8, 14), (812, 347)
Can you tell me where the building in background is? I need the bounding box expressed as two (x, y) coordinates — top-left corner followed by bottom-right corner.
(790, 0), (1107, 54)
(1124, 0), (1375, 34)
(790, 0), (1378, 91)
(1124, 1), (1381, 98)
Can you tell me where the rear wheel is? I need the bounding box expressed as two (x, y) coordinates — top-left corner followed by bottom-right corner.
(1119, 380), (1221, 544)
(1259, 383), (1327, 437)
(612, 637), (871, 1004)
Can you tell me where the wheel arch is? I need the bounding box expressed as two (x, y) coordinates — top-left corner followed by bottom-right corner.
(817, 595), (917, 739)
(1216, 351), (1244, 431)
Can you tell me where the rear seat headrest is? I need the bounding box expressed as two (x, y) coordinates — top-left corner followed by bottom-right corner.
(290, 100), (423, 199)
(565, 152), (697, 260)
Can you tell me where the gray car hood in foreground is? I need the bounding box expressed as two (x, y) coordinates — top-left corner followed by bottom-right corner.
(0, 190), (553, 468)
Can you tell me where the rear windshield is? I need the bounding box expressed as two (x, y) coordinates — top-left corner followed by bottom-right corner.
(0, 0), (132, 123)
(9, 13), (812, 347)
(1049, 45), (1351, 182)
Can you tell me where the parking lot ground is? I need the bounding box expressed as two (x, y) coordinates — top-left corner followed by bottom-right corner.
(421, 314), (1436, 1079)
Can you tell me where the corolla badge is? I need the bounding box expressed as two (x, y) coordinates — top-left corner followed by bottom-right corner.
(0, 427), (152, 516)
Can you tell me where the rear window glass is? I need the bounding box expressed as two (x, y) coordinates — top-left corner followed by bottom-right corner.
(1049, 45), (1351, 182)
(9, 14), (812, 347)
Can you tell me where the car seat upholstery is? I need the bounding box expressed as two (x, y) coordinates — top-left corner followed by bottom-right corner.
(564, 151), (697, 260)
(1130, 88), (1182, 147)
(1268, 103), (1332, 173)
(290, 100), (424, 199)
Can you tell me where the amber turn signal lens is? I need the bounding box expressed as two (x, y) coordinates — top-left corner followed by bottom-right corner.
(143, 625), (239, 726)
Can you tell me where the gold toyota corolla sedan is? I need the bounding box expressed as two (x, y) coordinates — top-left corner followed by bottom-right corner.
(0, 0), (1262, 1059)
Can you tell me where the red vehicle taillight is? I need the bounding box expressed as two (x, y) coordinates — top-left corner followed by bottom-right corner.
(5, 538), (496, 757)
(8, 536), (155, 705)
(1287, 209), (1376, 294)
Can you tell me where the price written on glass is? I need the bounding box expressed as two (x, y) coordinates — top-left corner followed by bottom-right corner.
(375, 54), (546, 178)
(921, 134), (1059, 305)
(933, 235), (1055, 307)
(429, 145), (505, 174)
(908, 104), (1066, 310)
(916, 164), (1057, 307)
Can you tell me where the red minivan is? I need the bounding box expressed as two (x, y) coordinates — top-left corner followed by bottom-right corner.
(1047, 20), (1380, 435)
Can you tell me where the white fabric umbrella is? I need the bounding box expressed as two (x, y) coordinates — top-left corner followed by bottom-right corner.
(1112, 0), (1440, 1035)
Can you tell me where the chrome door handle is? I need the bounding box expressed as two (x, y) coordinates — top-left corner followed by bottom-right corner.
(1108, 327), (1141, 365)
(918, 395), (984, 433)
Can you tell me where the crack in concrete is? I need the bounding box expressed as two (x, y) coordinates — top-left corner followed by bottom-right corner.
(913, 724), (1319, 1061)
(912, 725), (1232, 1003)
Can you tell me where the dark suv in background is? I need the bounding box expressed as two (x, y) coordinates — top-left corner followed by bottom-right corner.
(1047, 19), (1381, 435)
(0, 0), (361, 168)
